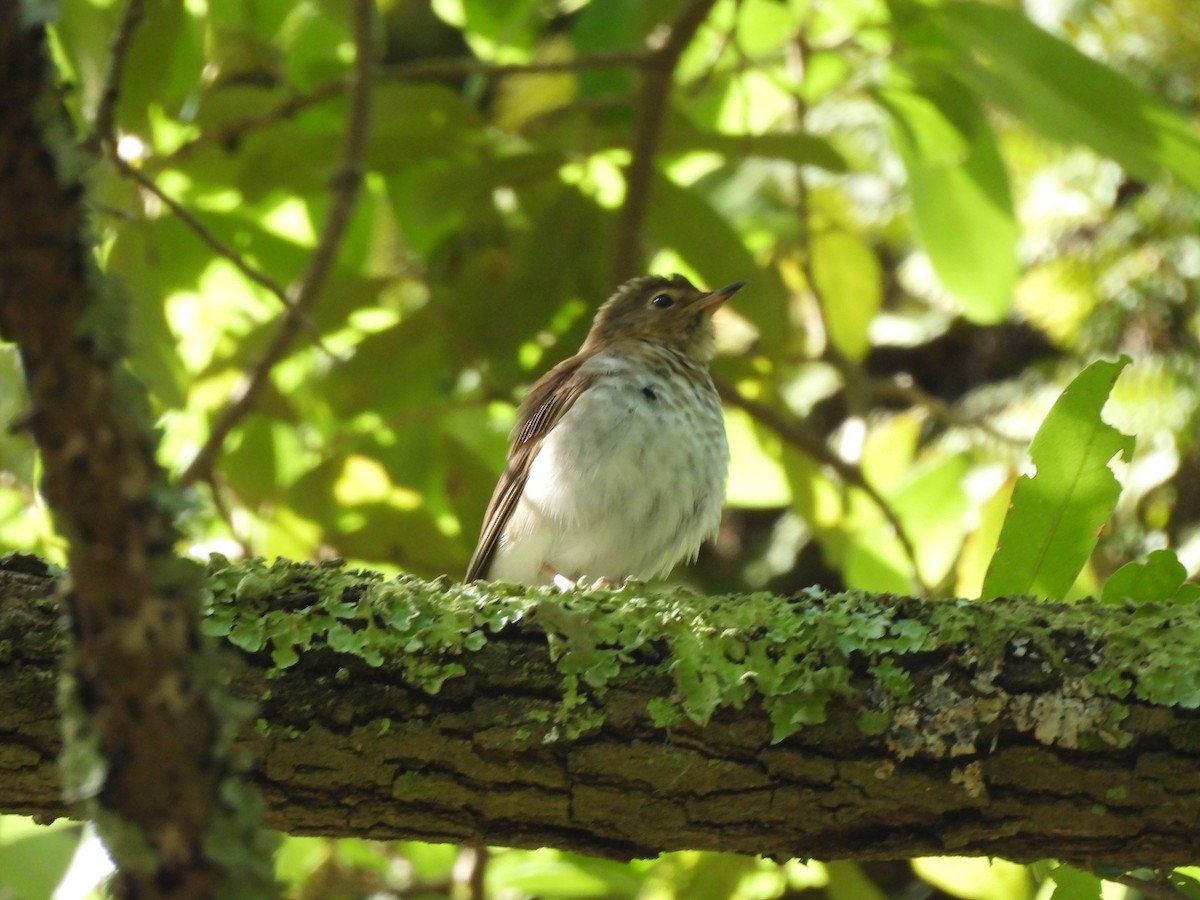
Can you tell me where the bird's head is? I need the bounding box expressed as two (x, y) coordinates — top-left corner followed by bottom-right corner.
(582, 274), (745, 362)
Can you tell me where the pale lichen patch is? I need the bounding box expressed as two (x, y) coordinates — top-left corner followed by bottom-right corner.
(951, 761), (988, 800)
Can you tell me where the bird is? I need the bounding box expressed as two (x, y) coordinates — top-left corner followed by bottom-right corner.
(465, 273), (744, 587)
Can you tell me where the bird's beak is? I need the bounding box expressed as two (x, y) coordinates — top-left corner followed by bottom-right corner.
(695, 280), (746, 313)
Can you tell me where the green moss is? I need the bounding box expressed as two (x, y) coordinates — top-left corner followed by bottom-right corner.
(202, 558), (1200, 749)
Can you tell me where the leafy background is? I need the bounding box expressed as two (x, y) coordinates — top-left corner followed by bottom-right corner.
(2, 0), (1199, 896)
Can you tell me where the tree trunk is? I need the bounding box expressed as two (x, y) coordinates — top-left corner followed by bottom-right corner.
(0, 10), (272, 892)
(2, 556), (1198, 868)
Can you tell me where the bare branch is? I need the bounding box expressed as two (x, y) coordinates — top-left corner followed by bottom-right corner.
(871, 377), (1024, 446)
(1109, 872), (1190, 900)
(110, 158), (340, 358)
(610, 0), (720, 284)
(383, 48), (649, 81)
(178, 0), (377, 488)
(164, 49), (650, 166)
(82, 0), (145, 152)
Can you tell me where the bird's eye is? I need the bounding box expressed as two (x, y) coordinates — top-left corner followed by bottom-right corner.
(650, 293), (675, 309)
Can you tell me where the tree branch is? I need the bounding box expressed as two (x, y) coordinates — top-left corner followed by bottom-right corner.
(163, 49), (650, 167)
(3, 558), (1199, 868)
(610, 0), (720, 284)
(82, 0), (144, 152)
(870, 376), (1023, 446)
(178, 0), (376, 488)
(110, 157), (340, 358)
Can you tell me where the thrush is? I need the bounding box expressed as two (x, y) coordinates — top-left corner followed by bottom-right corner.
(466, 274), (744, 587)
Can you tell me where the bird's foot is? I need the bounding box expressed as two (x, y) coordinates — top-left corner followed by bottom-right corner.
(540, 565), (618, 592)
(541, 565), (577, 591)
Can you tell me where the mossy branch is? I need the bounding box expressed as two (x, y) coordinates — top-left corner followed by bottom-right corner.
(2, 556), (1199, 867)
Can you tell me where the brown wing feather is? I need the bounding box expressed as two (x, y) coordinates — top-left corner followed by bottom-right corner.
(465, 355), (596, 581)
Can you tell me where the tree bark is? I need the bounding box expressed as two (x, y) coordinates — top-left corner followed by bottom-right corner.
(2, 557), (1199, 869)
(0, 9), (269, 895)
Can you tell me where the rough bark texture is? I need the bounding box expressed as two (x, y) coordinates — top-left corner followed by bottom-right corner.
(0, 11), (267, 896)
(2, 560), (1199, 869)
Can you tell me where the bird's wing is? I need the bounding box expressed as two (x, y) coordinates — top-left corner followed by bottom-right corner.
(465, 355), (596, 582)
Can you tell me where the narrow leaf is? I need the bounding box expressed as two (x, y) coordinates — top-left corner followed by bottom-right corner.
(876, 73), (1017, 323)
(982, 358), (1134, 599)
(661, 120), (847, 173)
(810, 229), (882, 360)
(933, 2), (1200, 192)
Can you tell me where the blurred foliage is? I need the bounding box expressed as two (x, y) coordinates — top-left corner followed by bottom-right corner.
(3, 0), (1200, 895)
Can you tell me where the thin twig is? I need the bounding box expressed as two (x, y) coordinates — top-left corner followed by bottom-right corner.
(380, 48), (649, 81)
(178, 0), (376, 488)
(82, 0), (145, 152)
(687, 0), (744, 96)
(115, 162), (286, 297)
(610, 0), (722, 284)
(163, 49), (650, 166)
(757, 35), (925, 594)
(870, 378), (1023, 446)
(110, 157), (338, 356)
(452, 843), (488, 900)
(717, 379), (932, 597)
(1109, 872), (1188, 900)
(87, 0), (335, 355)
(204, 472), (253, 558)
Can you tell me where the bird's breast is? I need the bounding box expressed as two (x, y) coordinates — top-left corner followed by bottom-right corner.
(516, 347), (728, 580)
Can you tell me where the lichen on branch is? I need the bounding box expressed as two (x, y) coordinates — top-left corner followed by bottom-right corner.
(3, 556), (1200, 864)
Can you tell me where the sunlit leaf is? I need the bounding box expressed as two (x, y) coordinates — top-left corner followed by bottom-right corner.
(1101, 549), (1189, 604)
(932, 1), (1200, 192)
(876, 71), (1017, 323)
(891, 452), (972, 587)
(724, 407), (791, 507)
(0, 819), (82, 900)
(982, 358), (1135, 600)
(1046, 861), (1103, 900)
(809, 228), (882, 360)
(912, 856), (1033, 900)
(488, 846), (644, 897)
(661, 120), (847, 173)
(957, 474), (1016, 599)
(273, 834), (329, 887)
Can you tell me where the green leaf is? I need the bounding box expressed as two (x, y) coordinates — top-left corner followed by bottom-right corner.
(117, 0), (199, 133)
(488, 847), (646, 897)
(809, 228), (882, 360)
(1169, 870), (1200, 900)
(462, 0), (538, 47)
(1047, 862), (1103, 900)
(982, 358), (1135, 600)
(1101, 549), (1188, 604)
(321, 309), (450, 416)
(890, 452), (972, 588)
(661, 120), (847, 173)
(876, 71), (1017, 323)
(648, 173), (757, 286)
(1178, 584), (1200, 604)
(0, 819), (83, 900)
(931, 2), (1200, 192)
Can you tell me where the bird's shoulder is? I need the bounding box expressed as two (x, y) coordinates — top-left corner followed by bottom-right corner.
(510, 351), (601, 447)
